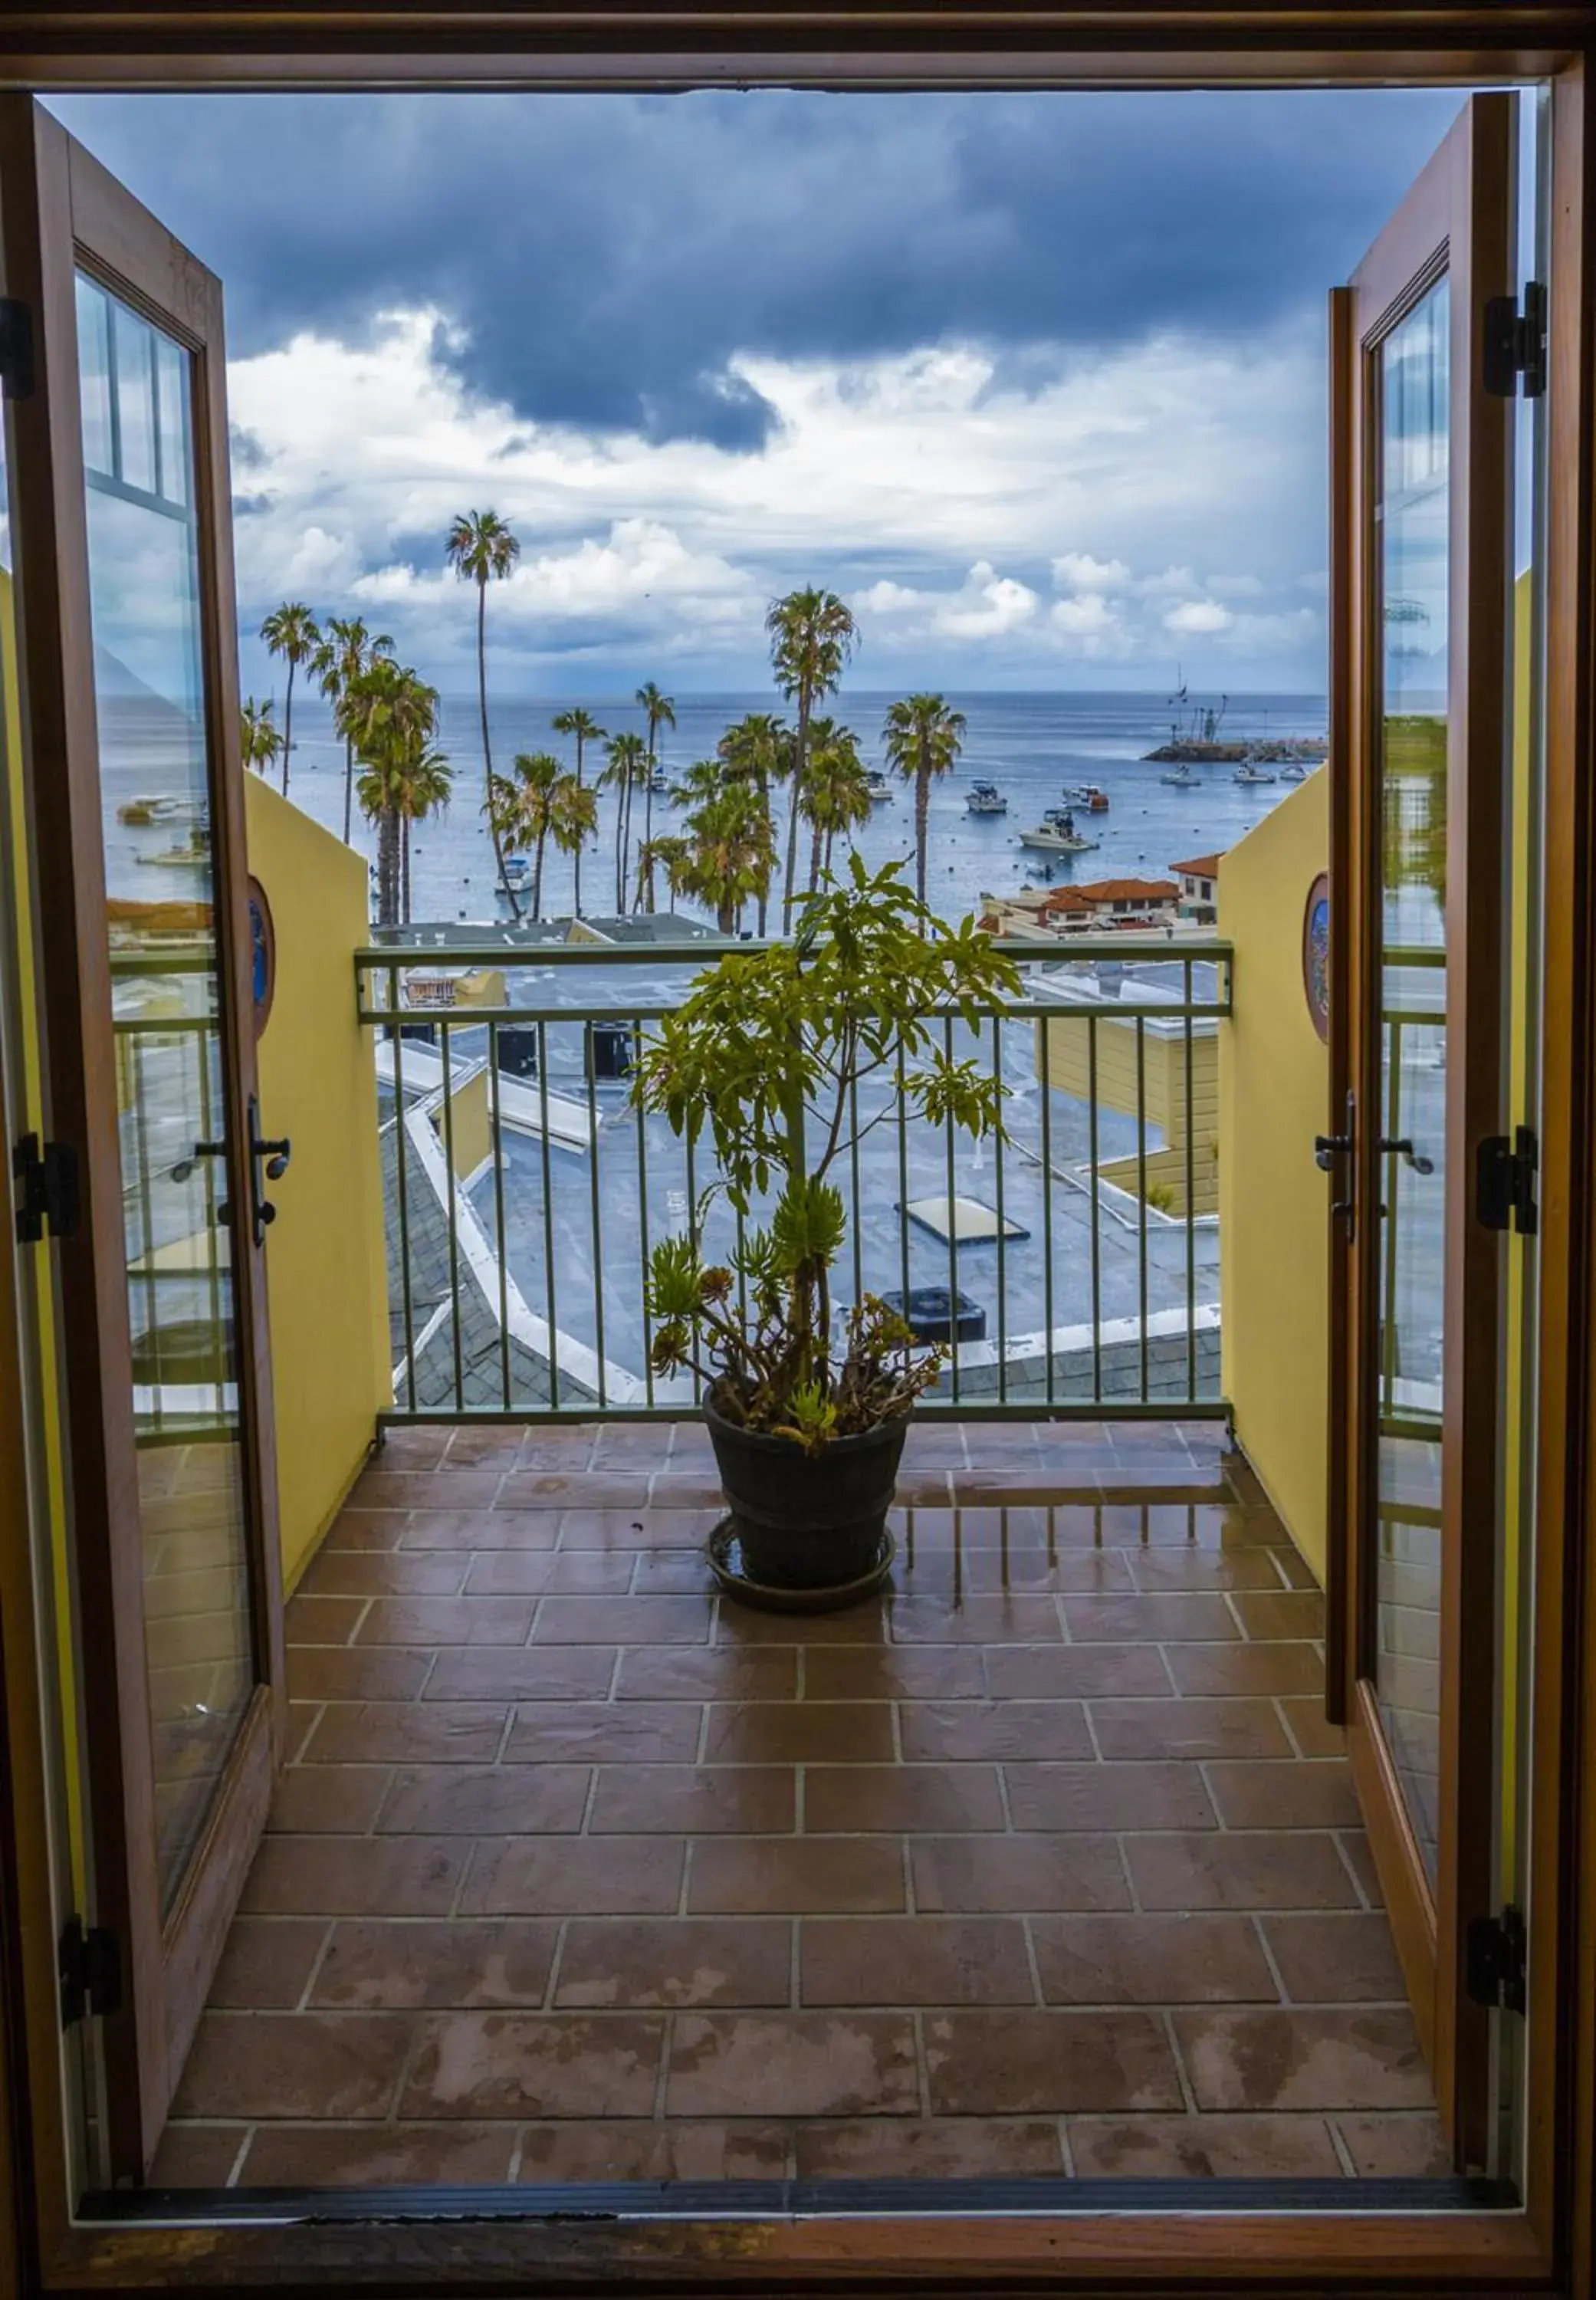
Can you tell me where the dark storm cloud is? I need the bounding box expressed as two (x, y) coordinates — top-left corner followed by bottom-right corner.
(52, 87), (1461, 450)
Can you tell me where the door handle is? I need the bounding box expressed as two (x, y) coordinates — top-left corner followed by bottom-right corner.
(1378, 1135), (1434, 1176)
(247, 1094), (291, 1247)
(1315, 1090), (1357, 1239)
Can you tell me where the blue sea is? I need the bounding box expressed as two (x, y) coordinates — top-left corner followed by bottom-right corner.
(255, 688), (1327, 930)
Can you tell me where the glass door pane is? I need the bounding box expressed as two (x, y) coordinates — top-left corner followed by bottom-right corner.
(1373, 274), (1450, 1886)
(75, 269), (255, 1915)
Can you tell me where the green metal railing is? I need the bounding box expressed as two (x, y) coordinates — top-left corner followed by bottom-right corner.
(356, 932), (1233, 1426)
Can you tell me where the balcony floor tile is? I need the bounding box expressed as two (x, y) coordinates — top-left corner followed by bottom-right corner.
(173, 1425), (1434, 2191)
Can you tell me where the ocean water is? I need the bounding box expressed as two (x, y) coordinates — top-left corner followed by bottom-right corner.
(245, 688), (1328, 931)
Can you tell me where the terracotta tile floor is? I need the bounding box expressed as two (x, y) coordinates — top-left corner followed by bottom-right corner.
(154, 1418), (1447, 2190)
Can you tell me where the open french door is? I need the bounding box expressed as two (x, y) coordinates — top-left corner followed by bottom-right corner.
(1328, 92), (1520, 2173)
(0, 99), (284, 2180)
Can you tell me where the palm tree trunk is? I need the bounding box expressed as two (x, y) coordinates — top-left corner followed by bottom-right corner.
(756, 769), (770, 937)
(533, 829), (547, 923)
(916, 754), (931, 904)
(378, 808), (400, 928)
(342, 735), (354, 843)
(573, 741), (584, 918)
(782, 700), (808, 931)
(479, 582), (521, 918)
(402, 818), (412, 924)
(808, 809), (824, 894)
(281, 663), (294, 797)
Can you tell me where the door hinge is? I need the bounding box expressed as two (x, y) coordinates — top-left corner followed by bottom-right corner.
(12, 1134), (80, 1244)
(1466, 1904), (1526, 2016)
(1483, 281), (1547, 399)
(1477, 1125), (1539, 1236)
(58, 1916), (123, 2029)
(0, 297), (34, 400)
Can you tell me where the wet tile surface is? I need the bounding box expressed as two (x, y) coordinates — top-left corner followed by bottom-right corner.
(172, 1421), (1438, 2189)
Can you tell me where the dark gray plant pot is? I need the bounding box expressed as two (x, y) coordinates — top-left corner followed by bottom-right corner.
(704, 1392), (908, 1592)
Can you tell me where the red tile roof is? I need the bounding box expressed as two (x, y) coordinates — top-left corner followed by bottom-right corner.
(1170, 853), (1223, 878)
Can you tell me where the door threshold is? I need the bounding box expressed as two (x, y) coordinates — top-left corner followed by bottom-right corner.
(79, 2174), (1508, 2224)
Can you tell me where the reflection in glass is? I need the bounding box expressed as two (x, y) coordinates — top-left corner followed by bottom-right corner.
(1374, 275), (1449, 1884)
(77, 271), (255, 1914)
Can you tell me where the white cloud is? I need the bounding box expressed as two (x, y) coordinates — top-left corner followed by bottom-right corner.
(225, 304), (1328, 685)
(1050, 551), (1131, 593)
(1164, 598), (1234, 636)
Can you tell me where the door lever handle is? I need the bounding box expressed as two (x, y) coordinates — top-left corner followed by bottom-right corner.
(247, 1095), (291, 1247)
(1315, 1090), (1358, 1239)
(1378, 1135), (1434, 1176)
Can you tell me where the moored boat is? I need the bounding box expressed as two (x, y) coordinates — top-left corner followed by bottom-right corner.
(1159, 764), (1200, 789)
(866, 769), (894, 803)
(1233, 763), (1277, 786)
(966, 781), (1007, 816)
(1018, 807), (1100, 856)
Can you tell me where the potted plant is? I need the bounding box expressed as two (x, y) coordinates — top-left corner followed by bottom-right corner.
(633, 856), (1020, 1603)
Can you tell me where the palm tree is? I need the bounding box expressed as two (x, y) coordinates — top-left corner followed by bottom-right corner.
(672, 772), (777, 934)
(883, 693), (967, 905)
(504, 751), (564, 922)
(396, 745), (453, 924)
(313, 616), (394, 843)
(717, 712), (788, 935)
(549, 774), (599, 918)
(551, 706), (605, 916)
(801, 718), (872, 888)
(633, 833), (688, 916)
(634, 682), (676, 911)
(240, 697), (285, 780)
(343, 658), (440, 928)
(446, 508), (521, 917)
(766, 587), (857, 929)
(599, 731), (648, 914)
(259, 602), (320, 797)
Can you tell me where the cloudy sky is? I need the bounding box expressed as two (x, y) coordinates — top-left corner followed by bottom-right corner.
(51, 88), (1463, 696)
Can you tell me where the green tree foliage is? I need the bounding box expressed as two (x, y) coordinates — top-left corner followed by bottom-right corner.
(259, 601), (320, 797)
(312, 616), (394, 843)
(766, 587), (857, 930)
(634, 856), (1019, 1447)
(240, 696), (284, 779)
(883, 693), (966, 905)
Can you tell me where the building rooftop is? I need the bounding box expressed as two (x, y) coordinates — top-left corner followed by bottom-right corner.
(1170, 853), (1224, 879)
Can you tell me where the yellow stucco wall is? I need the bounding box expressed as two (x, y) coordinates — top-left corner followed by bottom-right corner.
(245, 778), (390, 1592)
(1219, 768), (1330, 1585)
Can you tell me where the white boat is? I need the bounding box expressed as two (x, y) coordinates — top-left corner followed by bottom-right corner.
(1233, 763), (1278, 786)
(1061, 784), (1109, 812)
(866, 770), (895, 804)
(1279, 762), (1309, 784)
(1160, 764), (1200, 789)
(966, 781), (1007, 816)
(1018, 807), (1099, 856)
(501, 855), (533, 891)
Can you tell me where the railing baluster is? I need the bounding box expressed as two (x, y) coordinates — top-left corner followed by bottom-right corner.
(942, 1012), (959, 1408)
(1184, 959), (1197, 1403)
(392, 964), (416, 1414)
(586, 1024), (608, 1410)
(440, 1018), (465, 1411)
(849, 1067), (863, 1318)
(490, 1017), (511, 1411)
(685, 1122), (701, 1409)
(537, 1018), (560, 1413)
(993, 1015), (1007, 1407)
(1136, 1012), (1148, 1405)
(1088, 1011), (1102, 1406)
(896, 1037), (911, 1374)
(1039, 1011), (1055, 1411)
(635, 1014), (655, 1409)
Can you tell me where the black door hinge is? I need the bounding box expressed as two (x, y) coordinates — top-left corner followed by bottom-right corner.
(0, 297), (34, 400)
(12, 1134), (80, 1243)
(1476, 1125), (1538, 1236)
(58, 1916), (123, 2029)
(1483, 281), (1547, 399)
(1466, 1904), (1526, 2016)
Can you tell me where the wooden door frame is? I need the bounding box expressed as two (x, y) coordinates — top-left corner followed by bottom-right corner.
(1330, 91), (1514, 2165)
(0, 94), (284, 2181)
(0, 12), (1591, 2296)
